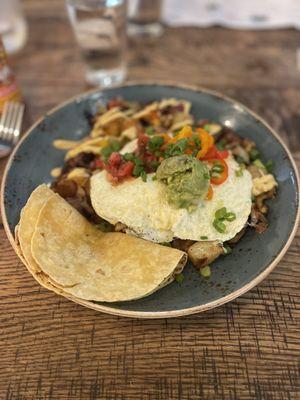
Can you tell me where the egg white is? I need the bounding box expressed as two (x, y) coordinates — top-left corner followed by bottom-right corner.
(90, 156), (252, 243)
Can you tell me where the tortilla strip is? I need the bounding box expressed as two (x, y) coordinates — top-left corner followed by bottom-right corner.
(28, 192), (186, 302)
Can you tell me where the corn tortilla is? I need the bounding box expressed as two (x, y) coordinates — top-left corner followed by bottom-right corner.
(18, 185), (187, 302)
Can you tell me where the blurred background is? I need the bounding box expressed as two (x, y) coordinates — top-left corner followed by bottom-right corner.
(0, 0), (300, 152)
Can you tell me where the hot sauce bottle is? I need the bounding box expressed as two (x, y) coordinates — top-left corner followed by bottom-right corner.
(0, 37), (21, 114)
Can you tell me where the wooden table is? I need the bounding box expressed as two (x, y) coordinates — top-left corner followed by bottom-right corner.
(1, 1), (299, 399)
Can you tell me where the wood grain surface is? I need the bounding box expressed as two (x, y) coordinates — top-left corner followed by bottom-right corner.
(0, 1), (299, 399)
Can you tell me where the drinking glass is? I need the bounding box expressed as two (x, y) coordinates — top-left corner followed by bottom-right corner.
(128, 0), (163, 37)
(66, 0), (127, 87)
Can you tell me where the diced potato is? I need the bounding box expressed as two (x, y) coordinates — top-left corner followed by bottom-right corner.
(188, 241), (223, 269)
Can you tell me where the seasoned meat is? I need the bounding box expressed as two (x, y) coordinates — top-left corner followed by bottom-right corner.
(172, 238), (195, 252)
(62, 152), (97, 174)
(250, 205), (268, 234)
(51, 179), (77, 198)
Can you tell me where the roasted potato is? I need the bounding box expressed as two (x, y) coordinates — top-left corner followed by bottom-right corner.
(187, 241), (224, 269)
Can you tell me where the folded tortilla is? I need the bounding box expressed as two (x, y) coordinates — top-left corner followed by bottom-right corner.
(17, 185), (187, 302)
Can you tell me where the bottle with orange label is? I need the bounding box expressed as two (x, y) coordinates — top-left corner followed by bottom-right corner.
(0, 37), (22, 114)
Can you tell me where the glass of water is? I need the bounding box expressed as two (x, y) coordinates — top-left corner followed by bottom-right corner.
(66, 0), (127, 87)
(128, 0), (163, 38)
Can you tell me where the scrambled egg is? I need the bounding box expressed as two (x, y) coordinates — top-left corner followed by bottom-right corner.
(252, 174), (277, 196)
(90, 156), (253, 243)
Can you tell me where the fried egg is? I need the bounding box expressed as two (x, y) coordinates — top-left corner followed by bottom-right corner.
(90, 156), (252, 243)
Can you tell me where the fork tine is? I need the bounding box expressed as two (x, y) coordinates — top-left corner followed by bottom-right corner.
(2, 102), (15, 141)
(0, 102), (9, 137)
(12, 103), (25, 144)
(8, 103), (19, 137)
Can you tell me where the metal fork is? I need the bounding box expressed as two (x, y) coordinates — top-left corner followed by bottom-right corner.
(0, 101), (25, 158)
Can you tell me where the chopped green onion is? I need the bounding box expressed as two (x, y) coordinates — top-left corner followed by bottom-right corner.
(133, 165), (144, 177)
(265, 160), (273, 172)
(192, 135), (201, 147)
(200, 265), (211, 278)
(203, 172), (210, 180)
(225, 212), (236, 222)
(215, 207), (227, 220)
(235, 164), (245, 177)
(203, 124), (211, 131)
(236, 155), (245, 164)
(145, 127), (155, 135)
(213, 219), (226, 233)
(148, 136), (164, 152)
(216, 139), (226, 151)
(249, 148), (260, 161)
(162, 242), (172, 247)
(175, 273), (184, 283)
(253, 159), (266, 170)
(140, 170), (147, 182)
(223, 245), (232, 255)
(123, 153), (135, 161)
(200, 236), (208, 240)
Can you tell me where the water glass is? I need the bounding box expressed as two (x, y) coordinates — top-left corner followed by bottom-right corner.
(66, 0), (127, 87)
(128, 0), (163, 37)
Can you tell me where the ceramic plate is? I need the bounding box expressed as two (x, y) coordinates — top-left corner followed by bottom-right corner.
(1, 83), (299, 318)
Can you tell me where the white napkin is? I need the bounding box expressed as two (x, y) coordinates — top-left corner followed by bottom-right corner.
(162, 0), (300, 29)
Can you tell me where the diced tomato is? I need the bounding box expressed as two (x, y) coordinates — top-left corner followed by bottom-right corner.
(210, 159), (229, 185)
(201, 145), (229, 160)
(116, 161), (134, 179)
(108, 152), (122, 167)
(137, 133), (149, 150)
(90, 158), (104, 170)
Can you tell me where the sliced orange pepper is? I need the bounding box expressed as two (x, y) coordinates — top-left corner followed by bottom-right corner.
(210, 159), (228, 185)
(196, 129), (214, 158)
(159, 133), (171, 144)
(169, 125), (193, 143)
(185, 148), (194, 155)
(206, 185), (214, 200)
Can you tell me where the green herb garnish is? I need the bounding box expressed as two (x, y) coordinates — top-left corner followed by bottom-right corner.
(216, 139), (226, 151)
(123, 152), (135, 161)
(223, 245), (232, 255)
(145, 127), (155, 135)
(253, 159), (266, 170)
(148, 135), (164, 152)
(235, 164), (245, 177)
(101, 140), (122, 162)
(140, 170), (147, 182)
(213, 219), (226, 233)
(200, 236), (208, 240)
(175, 273), (185, 283)
(200, 265), (211, 278)
(249, 148), (260, 161)
(215, 207), (227, 220)
(265, 160), (273, 172)
(225, 212), (236, 222)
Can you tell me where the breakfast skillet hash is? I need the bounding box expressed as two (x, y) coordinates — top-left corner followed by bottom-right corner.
(51, 98), (277, 276)
(16, 98), (278, 302)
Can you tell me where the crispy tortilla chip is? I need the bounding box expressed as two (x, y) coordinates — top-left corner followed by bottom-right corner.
(20, 189), (186, 302)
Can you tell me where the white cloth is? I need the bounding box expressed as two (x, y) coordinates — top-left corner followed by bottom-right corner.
(162, 0), (300, 29)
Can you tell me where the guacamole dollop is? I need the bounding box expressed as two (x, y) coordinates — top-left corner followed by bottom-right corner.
(156, 155), (210, 211)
